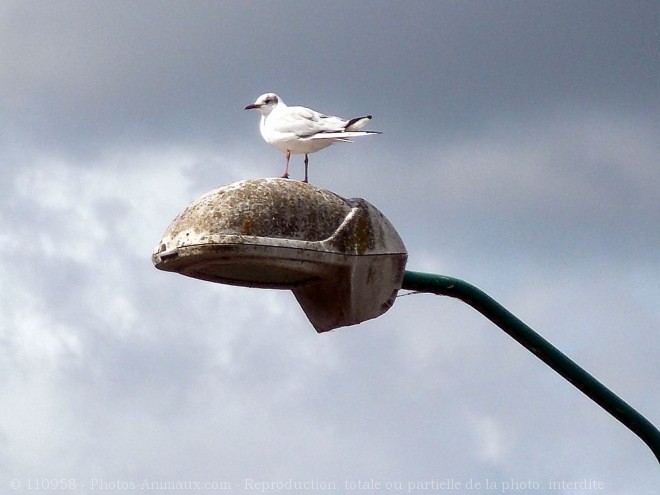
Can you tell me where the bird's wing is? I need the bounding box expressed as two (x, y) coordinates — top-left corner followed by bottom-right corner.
(345, 116), (371, 131)
(270, 106), (346, 137)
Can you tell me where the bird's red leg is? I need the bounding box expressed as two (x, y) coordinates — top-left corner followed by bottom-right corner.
(303, 154), (309, 183)
(281, 150), (290, 179)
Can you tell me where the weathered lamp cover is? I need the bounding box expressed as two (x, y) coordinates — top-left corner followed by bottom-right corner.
(152, 178), (407, 332)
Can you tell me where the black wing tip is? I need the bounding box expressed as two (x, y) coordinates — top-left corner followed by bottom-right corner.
(346, 115), (373, 128)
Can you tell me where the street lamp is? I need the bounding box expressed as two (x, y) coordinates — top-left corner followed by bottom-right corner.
(153, 178), (660, 464)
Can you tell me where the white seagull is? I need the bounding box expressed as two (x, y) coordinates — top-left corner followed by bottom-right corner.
(245, 93), (380, 182)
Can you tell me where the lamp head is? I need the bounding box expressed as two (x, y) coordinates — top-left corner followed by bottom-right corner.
(153, 178), (407, 332)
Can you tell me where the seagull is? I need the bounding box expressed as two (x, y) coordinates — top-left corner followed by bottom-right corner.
(245, 93), (380, 182)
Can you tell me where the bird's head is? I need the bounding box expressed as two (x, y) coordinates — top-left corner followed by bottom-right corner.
(244, 93), (281, 116)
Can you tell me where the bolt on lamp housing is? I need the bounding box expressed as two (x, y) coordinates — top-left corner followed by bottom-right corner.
(152, 178), (407, 332)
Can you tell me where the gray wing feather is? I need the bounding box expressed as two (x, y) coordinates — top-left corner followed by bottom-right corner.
(270, 106), (347, 136)
(269, 105), (378, 139)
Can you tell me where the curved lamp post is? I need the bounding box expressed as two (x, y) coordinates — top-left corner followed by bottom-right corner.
(153, 178), (660, 464)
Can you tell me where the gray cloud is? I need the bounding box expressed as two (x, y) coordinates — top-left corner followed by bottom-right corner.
(2, 2), (657, 155)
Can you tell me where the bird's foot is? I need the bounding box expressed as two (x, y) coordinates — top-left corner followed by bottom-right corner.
(280, 173), (290, 179)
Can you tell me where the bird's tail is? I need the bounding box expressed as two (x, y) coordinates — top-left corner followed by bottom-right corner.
(309, 130), (381, 142)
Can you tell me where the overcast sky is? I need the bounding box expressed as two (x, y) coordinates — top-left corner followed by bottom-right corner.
(1, 1), (659, 493)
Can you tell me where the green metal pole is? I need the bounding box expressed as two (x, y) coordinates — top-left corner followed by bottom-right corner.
(401, 270), (660, 464)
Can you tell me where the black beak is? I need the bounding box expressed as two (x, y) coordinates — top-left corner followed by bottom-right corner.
(244, 103), (261, 110)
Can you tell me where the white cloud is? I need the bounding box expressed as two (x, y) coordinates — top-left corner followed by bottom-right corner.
(469, 414), (510, 463)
